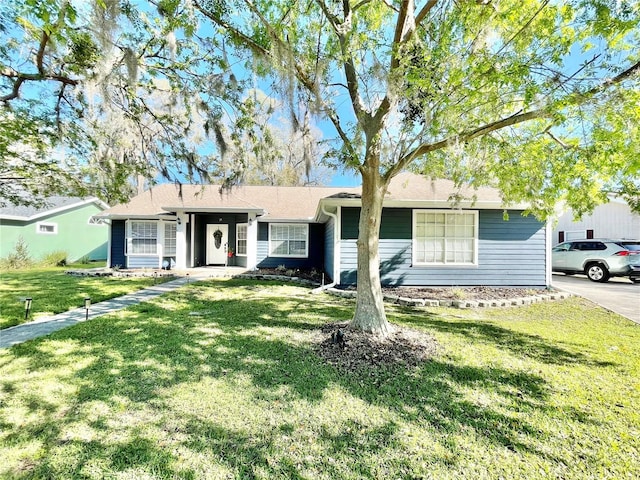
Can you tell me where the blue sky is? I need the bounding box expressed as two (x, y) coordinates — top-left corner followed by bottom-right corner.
(328, 169), (360, 187)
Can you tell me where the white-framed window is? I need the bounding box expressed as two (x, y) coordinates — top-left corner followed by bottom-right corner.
(128, 221), (158, 255)
(269, 223), (308, 258)
(236, 223), (248, 256)
(413, 210), (478, 266)
(36, 222), (57, 235)
(164, 223), (176, 256)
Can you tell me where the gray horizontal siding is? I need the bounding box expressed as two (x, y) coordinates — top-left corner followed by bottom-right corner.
(127, 255), (160, 269)
(339, 209), (547, 286)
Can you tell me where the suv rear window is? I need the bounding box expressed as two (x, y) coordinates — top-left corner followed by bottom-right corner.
(571, 242), (607, 251)
(618, 241), (640, 251)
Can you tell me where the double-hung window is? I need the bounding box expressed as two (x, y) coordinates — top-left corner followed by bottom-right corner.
(269, 224), (308, 257)
(236, 224), (248, 256)
(129, 221), (157, 255)
(413, 210), (478, 265)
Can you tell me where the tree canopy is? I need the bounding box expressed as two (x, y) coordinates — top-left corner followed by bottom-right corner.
(0, 0), (326, 206)
(183, 0), (639, 333)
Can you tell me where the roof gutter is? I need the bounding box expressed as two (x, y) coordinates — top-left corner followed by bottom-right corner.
(319, 198), (529, 210)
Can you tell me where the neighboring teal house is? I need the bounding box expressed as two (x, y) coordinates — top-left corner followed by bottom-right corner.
(0, 196), (109, 263)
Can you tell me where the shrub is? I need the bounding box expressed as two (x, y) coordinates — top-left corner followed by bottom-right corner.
(1, 236), (32, 269)
(78, 255), (91, 264)
(451, 287), (468, 300)
(40, 251), (68, 267)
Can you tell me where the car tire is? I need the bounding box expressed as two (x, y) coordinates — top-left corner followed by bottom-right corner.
(586, 263), (610, 283)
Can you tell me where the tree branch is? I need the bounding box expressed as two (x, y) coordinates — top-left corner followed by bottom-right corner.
(192, 0), (270, 57)
(415, 0), (437, 27)
(314, 0), (368, 123)
(0, 76), (25, 103)
(1, 71), (79, 103)
(390, 0), (415, 70)
(388, 59), (640, 179)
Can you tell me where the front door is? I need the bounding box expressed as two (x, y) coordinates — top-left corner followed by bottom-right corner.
(206, 224), (229, 265)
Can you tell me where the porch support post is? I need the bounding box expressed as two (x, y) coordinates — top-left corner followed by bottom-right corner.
(545, 219), (552, 287)
(175, 213), (188, 269)
(247, 212), (258, 271)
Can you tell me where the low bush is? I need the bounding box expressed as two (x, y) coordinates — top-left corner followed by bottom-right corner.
(0, 236), (32, 269)
(40, 251), (68, 267)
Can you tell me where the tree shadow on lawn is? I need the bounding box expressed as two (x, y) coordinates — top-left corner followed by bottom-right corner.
(394, 308), (615, 368)
(0, 280), (607, 478)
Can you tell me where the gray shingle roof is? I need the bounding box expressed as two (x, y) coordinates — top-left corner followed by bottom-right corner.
(99, 172), (511, 221)
(0, 196), (107, 220)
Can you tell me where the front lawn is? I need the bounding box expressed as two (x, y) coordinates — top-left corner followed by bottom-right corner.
(0, 279), (638, 479)
(0, 266), (174, 329)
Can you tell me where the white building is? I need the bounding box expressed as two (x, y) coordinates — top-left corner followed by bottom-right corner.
(553, 196), (640, 244)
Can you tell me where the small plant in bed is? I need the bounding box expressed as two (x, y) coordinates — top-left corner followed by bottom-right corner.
(257, 267), (325, 283)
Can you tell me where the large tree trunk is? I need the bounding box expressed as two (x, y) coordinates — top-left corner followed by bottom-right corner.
(349, 168), (393, 336)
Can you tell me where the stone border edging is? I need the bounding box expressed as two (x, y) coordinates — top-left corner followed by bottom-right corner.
(324, 287), (573, 309)
(65, 269), (176, 279)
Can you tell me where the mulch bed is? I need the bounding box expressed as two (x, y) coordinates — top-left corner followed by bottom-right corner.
(257, 268), (326, 283)
(381, 285), (552, 301)
(312, 322), (439, 371)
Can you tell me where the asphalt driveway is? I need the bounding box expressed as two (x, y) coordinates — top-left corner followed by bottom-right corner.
(552, 273), (640, 324)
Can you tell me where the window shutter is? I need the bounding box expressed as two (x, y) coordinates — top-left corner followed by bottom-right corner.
(559, 231), (565, 243)
(586, 229), (594, 239)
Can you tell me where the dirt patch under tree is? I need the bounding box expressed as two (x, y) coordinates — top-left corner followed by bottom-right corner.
(312, 322), (439, 371)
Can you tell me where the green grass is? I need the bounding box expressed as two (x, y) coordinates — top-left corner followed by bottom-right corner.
(0, 266), (175, 329)
(0, 278), (638, 479)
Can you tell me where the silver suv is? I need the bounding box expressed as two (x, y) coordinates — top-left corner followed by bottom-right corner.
(552, 239), (640, 283)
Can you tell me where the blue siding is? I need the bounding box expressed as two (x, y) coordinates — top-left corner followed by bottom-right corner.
(110, 220), (126, 268)
(257, 222), (325, 269)
(128, 255), (160, 268)
(324, 217), (335, 281)
(340, 209), (547, 286)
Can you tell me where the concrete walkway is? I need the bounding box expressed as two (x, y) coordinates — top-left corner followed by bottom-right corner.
(0, 268), (238, 349)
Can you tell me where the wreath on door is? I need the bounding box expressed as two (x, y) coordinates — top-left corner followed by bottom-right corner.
(213, 229), (223, 249)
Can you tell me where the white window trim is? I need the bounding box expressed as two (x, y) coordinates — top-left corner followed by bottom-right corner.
(126, 220), (160, 257)
(163, 222), (177, 257)
(412, 209), (479, 267)
(36, 222), (58, 235)
(268, 223), (309, 258)
(236, 223), (248, 257)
